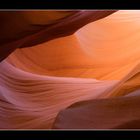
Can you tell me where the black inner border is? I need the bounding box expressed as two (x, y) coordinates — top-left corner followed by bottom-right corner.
(0, 0), (140, 9)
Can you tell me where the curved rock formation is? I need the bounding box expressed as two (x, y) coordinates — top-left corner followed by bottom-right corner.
(1, 10), (140, 129)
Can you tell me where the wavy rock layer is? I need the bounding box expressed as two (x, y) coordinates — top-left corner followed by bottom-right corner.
(1, 10), (140, 129)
